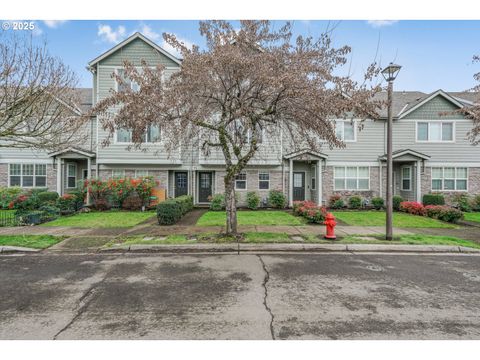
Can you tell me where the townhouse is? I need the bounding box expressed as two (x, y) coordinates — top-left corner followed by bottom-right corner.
(1, 32), (479, 207)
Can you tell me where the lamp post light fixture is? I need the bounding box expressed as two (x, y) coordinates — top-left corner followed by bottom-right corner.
(381, 63), (401, 241)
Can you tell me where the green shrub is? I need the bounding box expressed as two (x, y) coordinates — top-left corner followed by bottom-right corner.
(393, 195), (403, 211)
(473, 194), (480, 212)
(38, 204), (60, 221)
(371, 197), (384, 210)
(246, 191), (260, 210)
(68, 190), (86, 210)
(268, 190), (287, 209)
(122, 193), (143, 210)
(37, 191), (59, 205)
(422, 193), (445, 206)
(348, 196), (362, 209)
(328, 194), (344, 209)
(157, 195), (193, 225)
(424, 205), (463, 223)
(56, 194), (77, 215)
(452, 193), (471, 212)
(0, 187), (22, 209)
(209, 193), (225, 211)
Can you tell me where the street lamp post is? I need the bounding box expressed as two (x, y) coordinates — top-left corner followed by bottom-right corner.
(381, 63), (401, 241)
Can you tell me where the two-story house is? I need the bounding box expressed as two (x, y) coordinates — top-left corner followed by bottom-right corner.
(1, 32), (479, 207)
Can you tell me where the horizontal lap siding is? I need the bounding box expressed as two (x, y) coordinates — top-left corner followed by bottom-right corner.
(96, 38), (181, 164)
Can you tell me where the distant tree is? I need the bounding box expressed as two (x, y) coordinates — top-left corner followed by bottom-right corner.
(463, 55), (480, 144)
(0, 35), (86, 150)
(94, 20), (383, 235)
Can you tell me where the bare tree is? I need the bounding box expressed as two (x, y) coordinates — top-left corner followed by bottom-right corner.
(0, 34), (86, 150)
(94, 20), (383, 235)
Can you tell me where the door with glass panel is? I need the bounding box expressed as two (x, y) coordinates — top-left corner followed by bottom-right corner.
(175, 172), (188, 197)
(293, 172), (305, 201)
(198, 172), (213, 203)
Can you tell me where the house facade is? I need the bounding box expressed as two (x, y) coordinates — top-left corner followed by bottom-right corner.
(1, 32), (479, 207)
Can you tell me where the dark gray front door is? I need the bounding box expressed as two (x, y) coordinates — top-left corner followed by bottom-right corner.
(293, 172), (305, 201)
(175, 172), (188, 197)
(198, 172), (213, 203)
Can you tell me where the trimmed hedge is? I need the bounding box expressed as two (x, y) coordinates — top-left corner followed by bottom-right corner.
(157, 195), (193, 225)
(424, 205), (463, 223)
(268, 190), (287, 209)
(348, 196), (362, 209)
(371, 197), (384, 210)
(246, 191), (260, 210)
(37, 191), (59, 204)
(422, 193), (445, 206)
(393, 195), (403, 211)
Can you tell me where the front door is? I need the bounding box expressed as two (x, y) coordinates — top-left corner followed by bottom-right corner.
(293, 172), (305, 201)
(175, 172), (188, 197)
(198, 172), (213, 203)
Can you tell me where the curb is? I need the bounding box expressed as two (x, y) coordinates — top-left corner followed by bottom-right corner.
(98, 243), (480, 254)
(0, 246), (41, 254)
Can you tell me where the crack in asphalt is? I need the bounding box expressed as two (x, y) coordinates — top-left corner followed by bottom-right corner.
(257, 255), (275, 340)
(52, 277), (106, 340)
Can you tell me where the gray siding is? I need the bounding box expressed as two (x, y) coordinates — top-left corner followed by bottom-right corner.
(403, 95), (464, 120)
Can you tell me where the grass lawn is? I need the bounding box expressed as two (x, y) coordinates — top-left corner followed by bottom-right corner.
(42, 211), (156, 228)
(0, 210), (15, 214)
(337, 234), (480, 249)
(196, 210), (305, 226)
(331, 211), (456, 228)
(0, 235), (65, 249)
(464, 212), (480, 223)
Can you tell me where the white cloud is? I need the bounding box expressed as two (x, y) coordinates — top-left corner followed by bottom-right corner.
(43, 20), (67, 28)
(97, 24), (127, 44)
(138, 24), (160, 41)
(366, 20), (399, 28)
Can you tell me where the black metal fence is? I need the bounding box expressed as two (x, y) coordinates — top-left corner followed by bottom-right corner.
(0, 211), (21, 227)
(0, 210), (58, 227)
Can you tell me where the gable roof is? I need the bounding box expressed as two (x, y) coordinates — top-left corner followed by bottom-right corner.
(378, 149), (430, 161)
(49, 147), (96, 158)
(87, 32), (182, 68)
(397, 90), (465, 119)
(284, 149), (328, 160)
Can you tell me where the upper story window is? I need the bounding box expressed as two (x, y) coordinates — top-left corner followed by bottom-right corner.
(334, 166), (369, 190)
(417, 122), (454, 142)
(335, 120), (356, 142)
(431, 167), (467, 191)
(115, 125), (161, 144)
(9, 163), (47, 188)
(115, 69), (140, 92)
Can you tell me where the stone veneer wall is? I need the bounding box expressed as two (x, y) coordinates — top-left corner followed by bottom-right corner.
(421, 167), (480, 205)
(214, 169), (284, 206)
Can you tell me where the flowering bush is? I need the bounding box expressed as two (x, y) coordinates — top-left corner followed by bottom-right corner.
(328, 194), (344, 209)
(0, 186), (22, 209)
(293, 200), (327, 224)
(107, 178), (132, 208)
(131, 177), (158, 207)
(424, 205), (463, 223)
(399, 201), (426, 216)
(56, 194), (77, 214)
(85, 179), (110, 210)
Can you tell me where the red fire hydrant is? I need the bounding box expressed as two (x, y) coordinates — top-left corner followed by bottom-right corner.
(324, 212), (337, 240)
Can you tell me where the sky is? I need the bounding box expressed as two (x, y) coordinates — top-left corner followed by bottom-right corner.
(4, 20), (480, 92)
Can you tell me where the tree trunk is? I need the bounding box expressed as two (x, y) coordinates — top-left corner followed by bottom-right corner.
(224, 177), (238, 235)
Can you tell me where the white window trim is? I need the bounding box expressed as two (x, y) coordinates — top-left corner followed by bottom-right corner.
(8, 163), (47, 188)
(111, 169), (126, 179)
(66, 163), (77, 189)
(415, 121), (455, 143)
(335, 120), (357, 142)
(258, 171), (270, 190)
(401, 166), (412, 191)
(114, 126), (161, 145)
(235, 172), (248, 191)
(311, 166), (316, 190)
(431, 167), (468, 192)
(333, 166), (370, 191)
(247, 128), (265, 144)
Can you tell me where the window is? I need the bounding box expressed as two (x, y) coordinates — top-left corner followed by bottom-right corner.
(432, 167), (467, 191)
(258, 172), (270, 190)
(401, 166), (411, 191)
(311, 166), (316, 190)
(112, 169), (125, 179)
(135, 169), (149, 177)
(335, 120), (356, 142)
(9, 164), (47, 188)
(248, 127), (264, 144)
(334, 166), (369, 190)
(67, 163), (77, 188)
(116, 69), (140, 92)
(146, 125), (161, 143)
(417, 122), (454, 142)
(235, 172), (247, 190)
(116, 128), (132, 143)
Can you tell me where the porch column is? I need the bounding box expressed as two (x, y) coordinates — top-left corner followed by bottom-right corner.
(86, 157), (92, 205)
(379, 160), (383, 198)
(56, 157), (62, 195)
(317, 160), (322, 206)
(289, 158), (293, 207)
(416, 160), (422, 202)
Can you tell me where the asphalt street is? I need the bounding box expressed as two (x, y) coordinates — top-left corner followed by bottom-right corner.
(0, 252), (479, 339)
